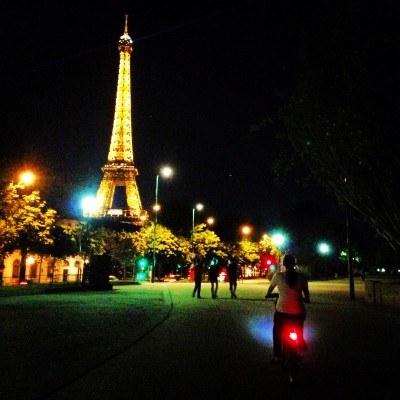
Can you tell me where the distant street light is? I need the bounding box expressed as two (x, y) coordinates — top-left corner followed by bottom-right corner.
(206, 217), (215, 226)
(152, 166), (173, 283)
(82, 196), (98, 218)
(81, 197), (98, 261)
(318, 242), (331, 255)
(19, 171), (35, 187)
(317, 241), (331, 278)
(12, 170), (35, 192)
(271, 232), (286, 248)
(271, 231), (287, 269)
(241, 225), (252, 236)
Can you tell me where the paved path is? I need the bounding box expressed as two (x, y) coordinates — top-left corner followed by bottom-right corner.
(1, 279), (398, 400)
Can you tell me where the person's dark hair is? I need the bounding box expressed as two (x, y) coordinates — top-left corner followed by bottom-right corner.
(283, 254), (297, 288)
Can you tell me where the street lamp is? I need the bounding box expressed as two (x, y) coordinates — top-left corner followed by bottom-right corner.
(81, 196), (98, 261)
(19, 171), (35, 187)
(11, 171), (35, 192)
(271, 232), (286, 248)
(82, 196), (98, 218)
(152, 166), (173, 283)
(206, 217), (215, 226)
(241, 225), (252, 236)
(191, 203), (204, 253)
(317, 241), (331, 278)
(271, 231), (287, 270)
(14, 171), (35, 282)
(318, 242), (331, 255)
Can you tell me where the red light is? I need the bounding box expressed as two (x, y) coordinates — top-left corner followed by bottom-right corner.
(289, 331), (298, 341)
(261, 254), (277, 270)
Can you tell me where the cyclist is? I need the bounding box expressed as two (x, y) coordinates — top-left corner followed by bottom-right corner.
(265, 254), (310, 364)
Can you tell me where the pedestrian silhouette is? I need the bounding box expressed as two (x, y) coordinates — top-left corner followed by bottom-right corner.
(227, 258), (239, 299)
(208, 262), (220, 299)
(192, 261), (203, 299)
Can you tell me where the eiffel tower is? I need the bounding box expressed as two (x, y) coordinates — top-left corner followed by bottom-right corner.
(86, 15), (148, 225)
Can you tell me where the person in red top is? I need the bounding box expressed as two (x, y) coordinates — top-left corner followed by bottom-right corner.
(192, 261), (203, 299)
(265, 254), (310, 364)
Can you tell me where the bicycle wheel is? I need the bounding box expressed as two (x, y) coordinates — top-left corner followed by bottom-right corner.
(287, 353), (298, 384)
(281, 332), (299, 384)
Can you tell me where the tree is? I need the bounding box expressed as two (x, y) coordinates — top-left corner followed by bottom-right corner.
(273, 1), (400, 265)
(104, 230), (138, 278)
(193, 223), (227, 265)
(132, 222), (186, 279)
(238, 238), (259, 276)
(0, 183), (57, 280)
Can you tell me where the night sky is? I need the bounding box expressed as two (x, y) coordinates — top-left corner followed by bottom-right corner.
(0, 1), (386, 241)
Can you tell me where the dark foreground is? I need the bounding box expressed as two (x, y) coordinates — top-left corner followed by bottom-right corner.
(0, 279), (398, 400)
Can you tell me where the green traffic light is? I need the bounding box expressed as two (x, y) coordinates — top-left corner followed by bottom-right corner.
(138, 258), (148, 268)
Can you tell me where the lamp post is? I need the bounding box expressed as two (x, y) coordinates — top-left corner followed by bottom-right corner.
(19, 171), (35, 187)
(152, 166), (173, 283)
(344, 177), (355, 300)
(191, 203), (204, 254)
(206, 217), (215, 226)
(241, 225), (252, 236)
(81, 196), (97, 261)
(346, 204), (355, 299)
(271, 231), (287, 270)
(240, 225), (253, 277)
(15, 171), (35, 282)
(317, 241), (331, 278)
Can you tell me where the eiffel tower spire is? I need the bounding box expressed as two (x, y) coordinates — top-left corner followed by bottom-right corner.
(88, 15), (148, 225)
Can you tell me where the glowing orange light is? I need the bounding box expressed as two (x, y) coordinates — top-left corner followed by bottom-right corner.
(241, 225), (252, 235)
(19, 171), (35, 186)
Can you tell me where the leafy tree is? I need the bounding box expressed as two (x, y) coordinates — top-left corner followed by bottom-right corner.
(37, 223), (80, 284)
(271, 1), (400, 266)
(193, 223), (227, 265)
(61, 220), (108, 259)
(238, 238), (259, 271)
(104, 230), (138, 277)
(132, 222), (186, 279)
(86, 226), (108, 258)
(49, 224), (79, 259)
(58, 220), (84, 257)
(258, 234), (282, 261)
(0, 183), (57, 280)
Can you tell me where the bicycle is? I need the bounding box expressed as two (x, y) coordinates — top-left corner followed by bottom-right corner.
(266, 293), (304, 384)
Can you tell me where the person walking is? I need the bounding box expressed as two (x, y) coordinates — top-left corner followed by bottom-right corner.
(227, 258), (239, 299)
(192, 260), (203, 299)
(208, 262), (220, 299)
(265, 254), (310, 364)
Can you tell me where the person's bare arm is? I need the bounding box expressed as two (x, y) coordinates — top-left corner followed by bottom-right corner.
(265, 283), (277, 298)
(303, 280), (310, 303)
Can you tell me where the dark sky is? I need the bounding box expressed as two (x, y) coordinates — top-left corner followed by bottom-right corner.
(1, 1), (343, 240)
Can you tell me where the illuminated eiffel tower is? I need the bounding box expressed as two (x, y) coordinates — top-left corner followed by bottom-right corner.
(87, 15), (148, 225)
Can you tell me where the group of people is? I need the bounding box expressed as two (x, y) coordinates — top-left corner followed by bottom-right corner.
(191, 258), (240, 299)
(192, 254), (311, 365)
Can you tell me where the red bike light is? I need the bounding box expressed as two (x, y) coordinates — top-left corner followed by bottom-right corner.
(289, 331), (298, 341)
